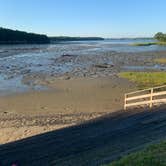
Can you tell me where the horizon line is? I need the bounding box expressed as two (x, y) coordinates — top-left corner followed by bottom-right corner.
(1, 26), (155, 39)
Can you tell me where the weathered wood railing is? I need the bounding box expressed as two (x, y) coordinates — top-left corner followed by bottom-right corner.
(124, 85), (166, 110)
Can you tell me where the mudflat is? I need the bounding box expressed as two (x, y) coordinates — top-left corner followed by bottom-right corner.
(0, 76), (135, 144)
(0, 43), (165, 145)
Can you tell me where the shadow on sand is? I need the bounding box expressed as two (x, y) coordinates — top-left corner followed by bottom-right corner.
(0, 106), (166, 166)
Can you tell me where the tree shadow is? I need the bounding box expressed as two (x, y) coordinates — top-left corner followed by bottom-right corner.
(0, 106), (165, 166)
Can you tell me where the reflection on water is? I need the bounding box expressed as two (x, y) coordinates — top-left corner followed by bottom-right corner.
(123, 65), (166, 71)
(0, 75), (48, 96)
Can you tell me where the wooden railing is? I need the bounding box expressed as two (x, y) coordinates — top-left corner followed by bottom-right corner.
(124, 85), (166, 110)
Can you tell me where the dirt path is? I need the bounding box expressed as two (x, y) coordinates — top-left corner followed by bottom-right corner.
(0, 106), (166, 166)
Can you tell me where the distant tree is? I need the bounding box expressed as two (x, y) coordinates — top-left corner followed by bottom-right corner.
(49, 36), (104, 42)
(154, 32), (166, 42)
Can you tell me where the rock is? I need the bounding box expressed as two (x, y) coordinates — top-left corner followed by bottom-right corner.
(41, 106), (48, 110)
(61, 54), (75, 57)
(65, 76), (71, 80)
(21, 69), (31, 75)
(93, 63), (114, 68)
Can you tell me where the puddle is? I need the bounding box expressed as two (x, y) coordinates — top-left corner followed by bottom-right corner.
(0, 74), (48, 96)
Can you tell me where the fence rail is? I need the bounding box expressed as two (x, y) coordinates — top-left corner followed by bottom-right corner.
(124, 85), (166, 110)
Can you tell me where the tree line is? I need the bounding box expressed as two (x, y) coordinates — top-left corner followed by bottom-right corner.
(0, 27), (50, 44)
(49, 36), (104, 42)
(0, 27), (104, 44)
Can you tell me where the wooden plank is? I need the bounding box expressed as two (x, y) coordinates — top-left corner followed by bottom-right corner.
(126, 88), (151, 96)
(126, 100), (151, 107)
(152, 91), (166, 97)
(126, 93), (151, 101)
(153, 85), (166, 90)
(153, 99), (166, 103)
(150, 88), (153, 108)
(124, 85), (166, 110)
(125, 85), (166, 96)
(126, 91), (166, 101)
(124, 94), (127, 110)
(126, 98), (166, 108)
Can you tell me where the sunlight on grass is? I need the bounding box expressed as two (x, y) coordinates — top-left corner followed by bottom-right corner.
(154, 58), (166, 64)
(119, 72), (166, 89)
(131, 42), (166, 46)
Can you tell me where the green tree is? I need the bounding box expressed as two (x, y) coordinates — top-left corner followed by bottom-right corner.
(0, 27), (50, 44)
(154, 32), (166, 42)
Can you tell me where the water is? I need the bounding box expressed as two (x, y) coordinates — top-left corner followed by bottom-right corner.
(60, 38), (166, 53)
(123, 65), (166, 71)
(0, 38), (166, 95)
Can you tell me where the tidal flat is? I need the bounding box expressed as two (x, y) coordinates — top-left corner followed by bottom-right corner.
(0, 39), (166, 144)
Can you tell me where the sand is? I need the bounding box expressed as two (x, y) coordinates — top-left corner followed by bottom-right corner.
(0, 76), (136, 144)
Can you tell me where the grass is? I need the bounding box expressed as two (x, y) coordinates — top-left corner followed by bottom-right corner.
(131, 42), (166, 46)
(154, 58), (166, 64)
(104, 141), (166, 166)
(157, 42), (166, 45)
(119, 72), (166, 89)
(131, 42), (156, 46)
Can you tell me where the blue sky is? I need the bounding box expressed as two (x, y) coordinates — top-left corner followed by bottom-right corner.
(0, 0), (166, 37)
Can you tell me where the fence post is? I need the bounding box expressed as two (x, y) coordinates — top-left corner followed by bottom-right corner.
(150, 88), (153, 108)
(124, 94), (127, 110)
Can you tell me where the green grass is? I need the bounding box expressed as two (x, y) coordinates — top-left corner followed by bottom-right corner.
(104, 141), (166, 166)
(131, 42), (156, 46)
(154, 58), (166, 64)
(131, 42), (166, 46)
(157, 42), (166, 45)
(119, 72), (166, 89)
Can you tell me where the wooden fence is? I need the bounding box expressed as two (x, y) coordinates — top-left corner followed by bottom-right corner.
(124, 85), (166, 110)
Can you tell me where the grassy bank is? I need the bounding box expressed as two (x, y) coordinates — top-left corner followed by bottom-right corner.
(131, 42), (166, 46)
(154, 58), (166, 64)
(119, 72), (166, 88)
(105, 141), (166, 166)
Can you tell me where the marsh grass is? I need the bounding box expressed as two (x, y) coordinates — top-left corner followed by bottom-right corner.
(131, 42), (156, 46)
(131, 42), (166, 46)
(154, 58), (166, 64)
(119, 72), (166, 89)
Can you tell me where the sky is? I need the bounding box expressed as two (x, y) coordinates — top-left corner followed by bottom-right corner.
(0, 0), (166, 38)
